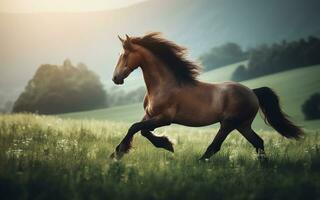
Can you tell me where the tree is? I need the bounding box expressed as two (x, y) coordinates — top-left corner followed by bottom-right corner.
(302, 93), (320, 120)
(13, 60), (107, 114)
(199, 42), (247, 71)
(231, 65), (247, 81)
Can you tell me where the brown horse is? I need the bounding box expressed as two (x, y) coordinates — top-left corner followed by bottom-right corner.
(110, 32), (303, 160)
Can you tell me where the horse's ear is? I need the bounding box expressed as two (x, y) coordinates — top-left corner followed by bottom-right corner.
(125, 34), (130, 41)
(124, 34), (133, 50)
(118, 35), (125, 43)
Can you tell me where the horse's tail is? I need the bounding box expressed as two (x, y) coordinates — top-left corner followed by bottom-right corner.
(253, 87), (303, 139)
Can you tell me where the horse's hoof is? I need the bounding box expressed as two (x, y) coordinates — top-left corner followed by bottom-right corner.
(109, 152), (117, 160)
(258, 155), (268, 163)
(163, 143), (174, 153)
(109, 150), (124, 160)
(199, 156), (210, 162)
(161, 137), (174, 153)
(165, 147), (174, 153)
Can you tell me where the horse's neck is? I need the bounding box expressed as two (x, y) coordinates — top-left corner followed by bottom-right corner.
(140, 51), (176, 96)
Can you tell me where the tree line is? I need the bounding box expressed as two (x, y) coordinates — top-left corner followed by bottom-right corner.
(232, 36), (320, 81)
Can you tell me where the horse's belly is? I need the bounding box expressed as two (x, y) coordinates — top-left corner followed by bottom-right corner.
(173, 109), (220, 127)
(173, 85), (222, 126)
(174, 120), (219, 127)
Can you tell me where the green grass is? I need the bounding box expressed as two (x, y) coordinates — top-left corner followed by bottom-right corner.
(3, 63), (319, 199)
(0, 114), (319, 200)
(59, 64), (320, 130)
(59, 103), (144, 122)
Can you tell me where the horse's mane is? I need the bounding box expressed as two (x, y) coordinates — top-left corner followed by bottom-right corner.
(127, 32), (201, 85)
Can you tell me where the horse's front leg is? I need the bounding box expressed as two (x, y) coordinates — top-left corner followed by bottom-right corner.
(110, 115), (171, 160)
(140, 115), (174, 152)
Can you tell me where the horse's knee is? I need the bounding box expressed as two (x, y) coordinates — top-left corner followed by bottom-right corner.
(141, 129), (148, 137)
(128, 123), (141, 134)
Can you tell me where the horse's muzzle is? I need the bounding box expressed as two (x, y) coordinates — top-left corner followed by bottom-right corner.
(112, 76), (124, 85)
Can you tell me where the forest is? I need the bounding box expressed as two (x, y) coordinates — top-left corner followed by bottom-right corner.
(232, 36), (320, 81)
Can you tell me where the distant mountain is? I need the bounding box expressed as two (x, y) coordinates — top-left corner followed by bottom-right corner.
(1, 0), (320, 106)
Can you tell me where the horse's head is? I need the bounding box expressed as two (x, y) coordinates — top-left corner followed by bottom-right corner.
(112, 34), (142, 85)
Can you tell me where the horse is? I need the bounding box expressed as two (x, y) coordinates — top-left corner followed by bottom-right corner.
(110, 32), (303, 160)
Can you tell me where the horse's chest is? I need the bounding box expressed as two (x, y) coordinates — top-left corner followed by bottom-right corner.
(145, 102), (160, 117)
(145, 97), (169, 117)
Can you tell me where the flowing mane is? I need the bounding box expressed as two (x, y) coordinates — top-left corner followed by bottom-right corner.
(128, 32), (201, 85)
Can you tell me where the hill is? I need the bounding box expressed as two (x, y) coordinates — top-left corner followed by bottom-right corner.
(1, 0), (320, 106)
(59, 64), (320, 130)
(200, 60), (247, 82)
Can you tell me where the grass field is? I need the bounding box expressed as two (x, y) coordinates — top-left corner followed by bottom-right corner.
(3, 57), (320, 200)
(0, 114), (319, 200)
(59, 64), (320, 130)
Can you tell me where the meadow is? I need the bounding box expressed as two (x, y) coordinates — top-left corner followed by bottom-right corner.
(1, 114), (319, 200)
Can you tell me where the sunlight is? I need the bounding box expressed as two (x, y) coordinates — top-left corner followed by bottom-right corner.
(0, 0), (147, 13)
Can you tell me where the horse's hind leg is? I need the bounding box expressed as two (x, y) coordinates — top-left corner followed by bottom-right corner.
(199, 122), (234, 160)
(237, 126), (266, 159)
(141, 130), (174, 152)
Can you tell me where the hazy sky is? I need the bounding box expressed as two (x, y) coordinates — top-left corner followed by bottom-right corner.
(0, 0), (147, 13)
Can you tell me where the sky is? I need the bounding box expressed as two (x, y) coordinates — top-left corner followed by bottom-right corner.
(0, 0), (147, 13)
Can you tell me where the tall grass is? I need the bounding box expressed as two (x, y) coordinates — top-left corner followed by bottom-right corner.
(0, 114), (319, 200)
